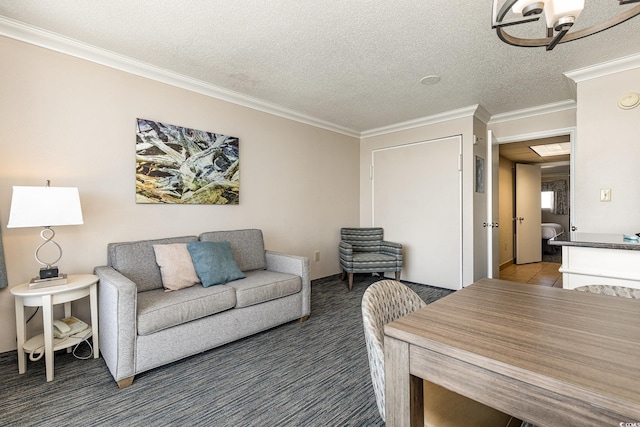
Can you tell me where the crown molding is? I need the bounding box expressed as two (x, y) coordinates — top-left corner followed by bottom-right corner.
(361, 105), (482, 139)
(564, 52), (640, 84)
(0, 16), (360, 138)
(493, 127), (575, 144)
(488, 100), (576, 125)
(473, 105), (492, 124)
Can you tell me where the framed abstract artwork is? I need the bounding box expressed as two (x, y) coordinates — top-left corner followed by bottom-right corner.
(135, 118), (239, 204)
(475, 155), (485, 193)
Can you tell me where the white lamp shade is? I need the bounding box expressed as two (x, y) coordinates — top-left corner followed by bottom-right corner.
(544, 0), (584, 28)
(511, 0), (584, 28)
(7, 186), (84, 228)
(512, 0), (547, 14)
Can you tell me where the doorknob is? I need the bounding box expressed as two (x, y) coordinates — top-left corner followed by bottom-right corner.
(571, 225), (577, 231)
(513, 217), (524, 224)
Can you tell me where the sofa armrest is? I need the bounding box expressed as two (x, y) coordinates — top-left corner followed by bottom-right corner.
(265, 251), (310, 317)
(94, 265), (138, 382)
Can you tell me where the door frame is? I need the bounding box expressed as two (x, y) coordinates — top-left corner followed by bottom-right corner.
(487, 130), (499, 278)
(491, 127), (576, 264)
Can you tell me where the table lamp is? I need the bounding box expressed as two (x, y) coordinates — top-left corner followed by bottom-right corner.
(7, 181), (84, 287)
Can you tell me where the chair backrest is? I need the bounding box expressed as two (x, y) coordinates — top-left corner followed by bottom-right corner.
(341, 227), (384, 253)
(361, 280), (426, 421)
(574, 284), (640, 299)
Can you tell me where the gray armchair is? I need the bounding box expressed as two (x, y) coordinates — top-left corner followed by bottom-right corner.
(339, 227), (402, 291)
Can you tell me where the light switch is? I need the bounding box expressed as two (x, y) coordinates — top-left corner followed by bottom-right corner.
(600, 188), (611, 202)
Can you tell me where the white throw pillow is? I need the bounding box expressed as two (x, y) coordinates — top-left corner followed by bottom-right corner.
(153, 243), (201, 291)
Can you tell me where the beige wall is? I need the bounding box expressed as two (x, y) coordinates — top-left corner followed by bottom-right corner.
(488, 108), (576, 140)
(0, 36), (359, 352)
(574, 67), (640, 232)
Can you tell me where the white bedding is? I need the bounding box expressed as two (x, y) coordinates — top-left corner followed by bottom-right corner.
(542, 223), (563, 240)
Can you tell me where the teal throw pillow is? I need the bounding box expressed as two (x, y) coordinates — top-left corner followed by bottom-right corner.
(187, 241), (245, 287)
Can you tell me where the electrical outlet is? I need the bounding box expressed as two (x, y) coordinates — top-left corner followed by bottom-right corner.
(600, 188), (611, 202)
(314, 251), (320, 262)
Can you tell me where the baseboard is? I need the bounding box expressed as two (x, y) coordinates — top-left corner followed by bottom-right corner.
(500, 259), (514, 270)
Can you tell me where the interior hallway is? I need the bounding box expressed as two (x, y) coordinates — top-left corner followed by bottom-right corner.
(499, 262), (563, 287)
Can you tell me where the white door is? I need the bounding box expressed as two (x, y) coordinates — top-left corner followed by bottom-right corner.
(515, 163), (542, 264)
(372, 136), (462, 290)
(487, 130), (500, 277)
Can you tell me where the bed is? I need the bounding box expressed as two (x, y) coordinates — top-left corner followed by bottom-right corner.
(542, 223), (564, 240)
(542, 223), (564, 255)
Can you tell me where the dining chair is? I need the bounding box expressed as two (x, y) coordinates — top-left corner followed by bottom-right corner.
(361, 279), (516, 426)
(339, 227), (402, 291)
(574, 284), (640, 299)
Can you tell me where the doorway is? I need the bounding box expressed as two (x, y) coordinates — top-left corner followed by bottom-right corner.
(496, 132), (572, 273)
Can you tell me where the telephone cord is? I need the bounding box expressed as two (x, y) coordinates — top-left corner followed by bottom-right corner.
(27, 337), (94, 362)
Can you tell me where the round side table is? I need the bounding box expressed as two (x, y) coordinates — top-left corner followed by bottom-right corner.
(10, 274), (100, 382)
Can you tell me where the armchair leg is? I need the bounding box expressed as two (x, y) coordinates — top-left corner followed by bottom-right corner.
(341, 270), (346, 281)
(395, 271), (401, 281)
(348, 273), (354, 291)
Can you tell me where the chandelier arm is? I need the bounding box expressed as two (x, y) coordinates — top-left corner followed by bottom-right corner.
(560, 5), (640, 42)
(496, 5), (640, 48)
(496, 27), (550, 47)
(492, 0), (540, 28)
(497, 0), (520, 22)
(547, 28), (570, 51)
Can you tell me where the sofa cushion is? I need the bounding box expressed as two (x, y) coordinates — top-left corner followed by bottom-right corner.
(108, 236), (198, 292)
(187, 241), (246, 287)
(136, 285), (236, 336)
(231, 269), (301, 308)
(153, 243), (201, 291)
(199, 229), (266, 271)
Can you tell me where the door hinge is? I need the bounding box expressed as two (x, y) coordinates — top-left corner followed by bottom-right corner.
(370, 165), (373, 180)
(457, 154), (462, 171)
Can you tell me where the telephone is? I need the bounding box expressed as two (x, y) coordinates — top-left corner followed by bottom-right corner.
(53, 316), (88, 339)
(23, 316), (91, 361)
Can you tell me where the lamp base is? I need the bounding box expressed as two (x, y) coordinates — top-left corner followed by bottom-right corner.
(39, 266), (59, 280)
(29, 273), (68, 289)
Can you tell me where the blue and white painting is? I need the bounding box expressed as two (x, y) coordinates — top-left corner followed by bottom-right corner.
(135, 118), (239, 204)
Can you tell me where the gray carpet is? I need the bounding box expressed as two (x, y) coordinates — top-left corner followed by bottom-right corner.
(0, 274), (452, 427)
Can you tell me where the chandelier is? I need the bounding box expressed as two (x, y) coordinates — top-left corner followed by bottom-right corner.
(492, 0), (640, 50)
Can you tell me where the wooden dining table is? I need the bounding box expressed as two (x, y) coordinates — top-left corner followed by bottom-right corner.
(383, 278), (640, 427)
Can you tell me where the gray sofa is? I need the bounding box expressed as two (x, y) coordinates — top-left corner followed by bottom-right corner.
(94, 229), (310, 388)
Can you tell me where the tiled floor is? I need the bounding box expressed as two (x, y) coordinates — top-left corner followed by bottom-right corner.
(499, 261), (563, 287)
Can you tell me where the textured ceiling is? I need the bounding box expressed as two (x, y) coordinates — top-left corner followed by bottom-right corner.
(1, 1), (639, 133)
